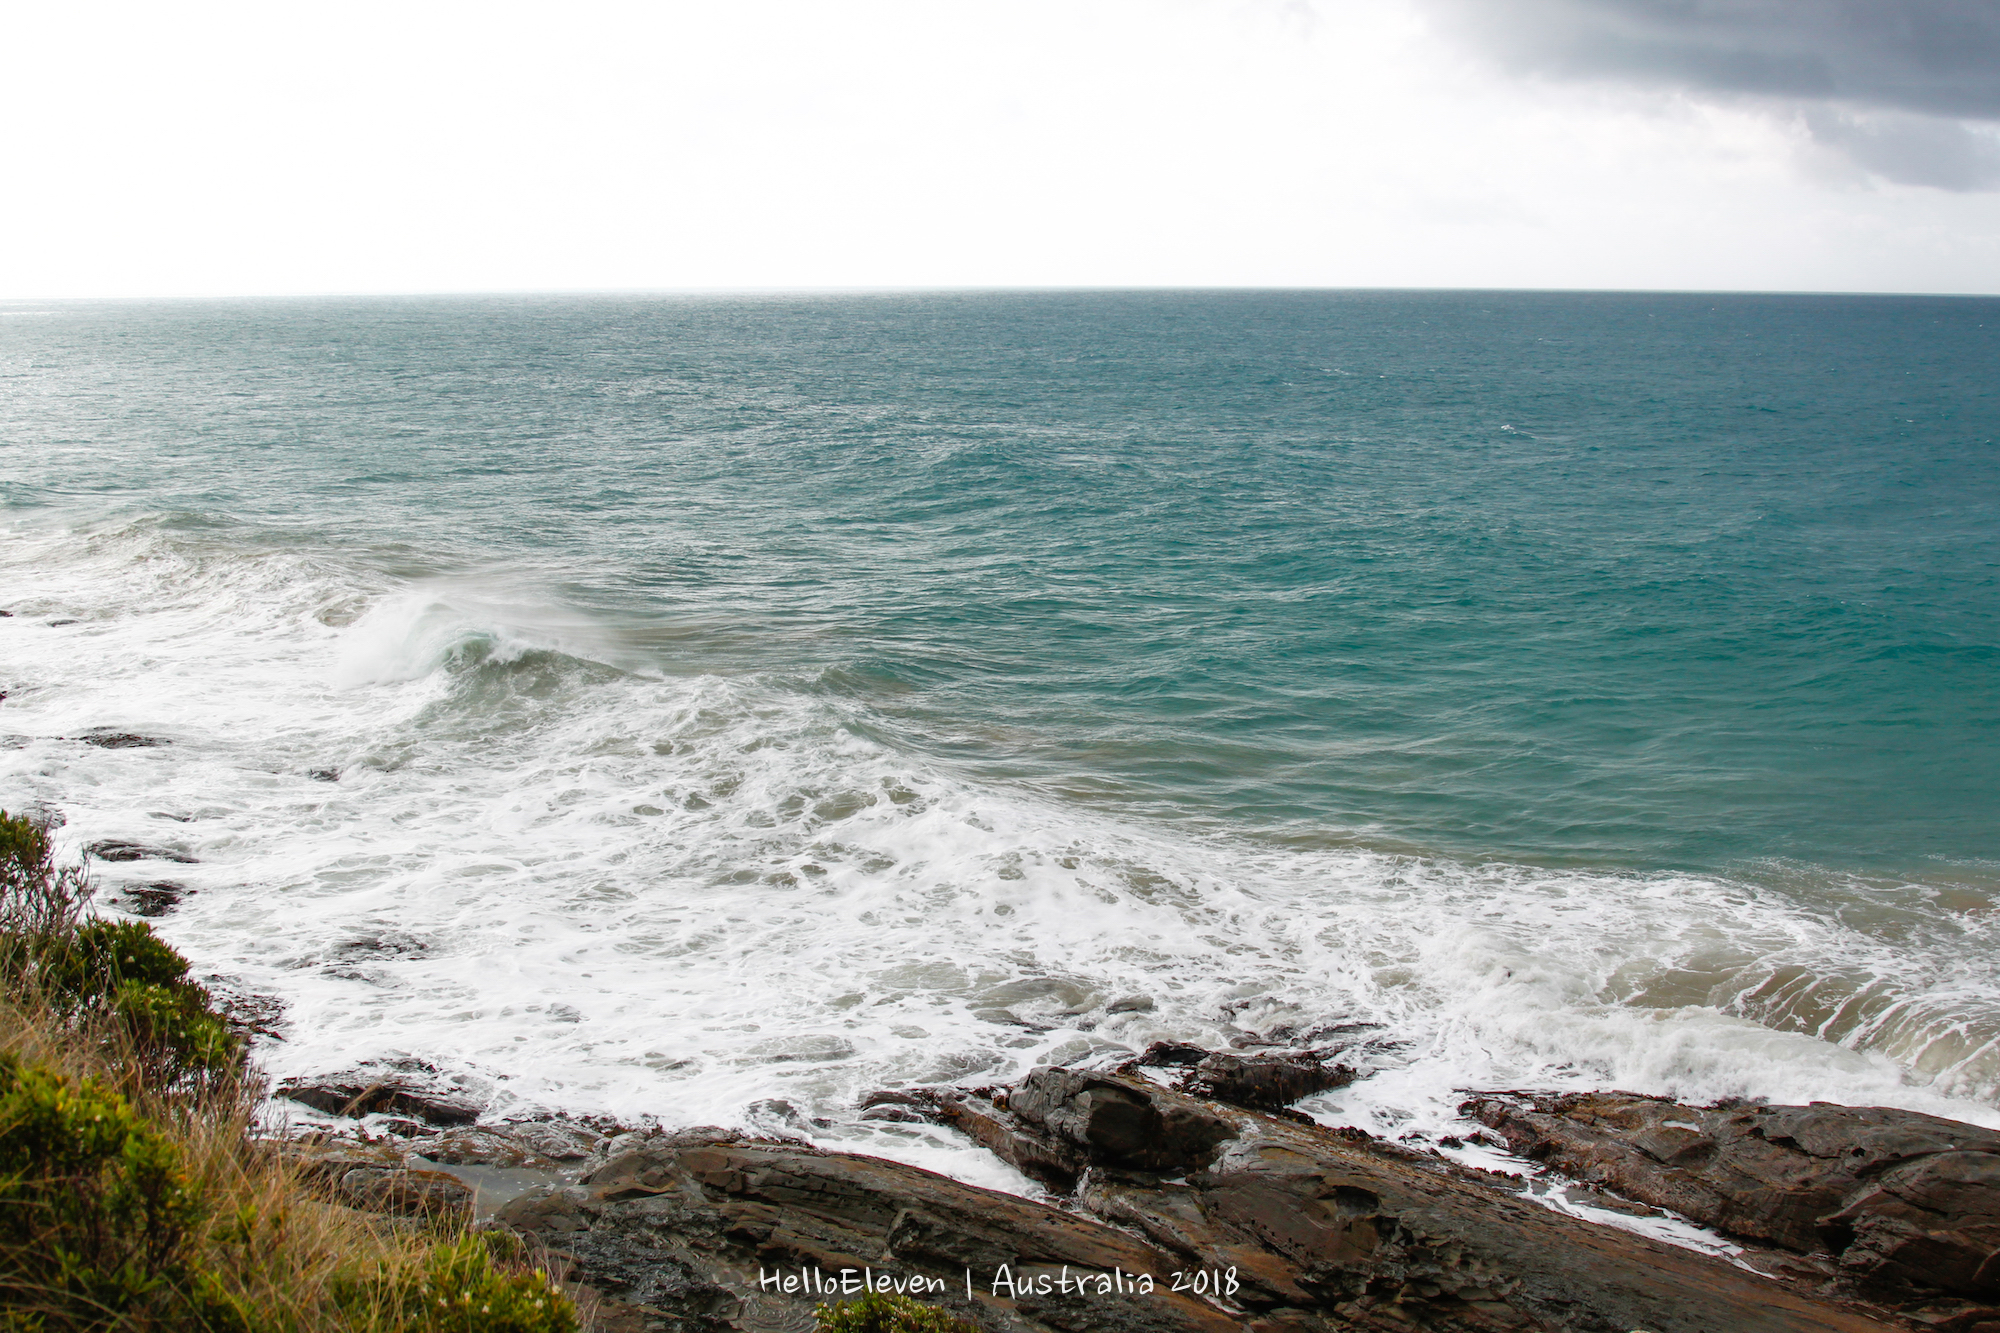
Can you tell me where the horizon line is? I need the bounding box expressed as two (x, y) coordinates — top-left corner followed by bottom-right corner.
(6, 283), (2000, 304)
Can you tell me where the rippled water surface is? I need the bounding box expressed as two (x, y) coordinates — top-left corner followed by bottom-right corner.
(4, 291), (1997, 1173)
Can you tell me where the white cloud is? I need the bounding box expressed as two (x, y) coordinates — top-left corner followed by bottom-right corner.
(1, 0), (1996, 296)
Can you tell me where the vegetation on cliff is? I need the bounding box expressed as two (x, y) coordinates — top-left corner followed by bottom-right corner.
(0, 809), (579, 1332)
(816, 1292), (981, 1333)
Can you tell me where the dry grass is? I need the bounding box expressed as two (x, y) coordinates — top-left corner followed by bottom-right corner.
(0, 989), (473, 1331)
(0, 810), (577, 1332)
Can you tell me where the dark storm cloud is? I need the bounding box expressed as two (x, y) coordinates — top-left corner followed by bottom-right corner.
(1803, 107), (2000, 190)
(1423, 0), (2000, 189)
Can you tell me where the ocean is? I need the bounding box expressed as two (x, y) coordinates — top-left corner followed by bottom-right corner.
(3, 289), (1997, 1187)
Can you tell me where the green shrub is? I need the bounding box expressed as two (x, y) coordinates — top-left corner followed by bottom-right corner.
(12, 925), (245, 1091)
(28, 906), (195, 1005)
(0, 813), (243, 1089)
(0, 1057), (580, 1332)
(0, 1054), (207, 1324)
(71, 917), (195, 989)
(107, 980), (242, 1085)
(346, 1234), (577, 1333)
(0, 808), (579, 1333)
(0, 811), (90, 939)
(816, 1291), (982, 1333)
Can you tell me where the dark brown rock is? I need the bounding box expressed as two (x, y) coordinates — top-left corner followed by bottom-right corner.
(201, 976), (287, 1042)
(504, 1119), (610, 1162)
(75, 730), (168, 749)
(1178, 1052), (1357, 1113)
(912, 1068), (1239, 1193)
(1462, 1090), (2000, 1299)
(859, 1103), (930, 1124)
(280, 1139), (407, 1185)
(87, 840), (196, 863)
(116, 881), (189, 916)
(419, 1126), (565, 1169)
(338, 1166), (474, 1219)
(931, 1069), (1905, 1332)
(496, 1132), (1240, 1333)
(1128, 1042), (1213, 1068)
(493, 1073), (1906, 1332)
(280, 1140), (474, 1220)
(922, 1086), (1086, 1190)
(1827, 1152), (2000, 1296)
(1007, 1067), (1237, 1177)
(276, 1070), (482, 1126)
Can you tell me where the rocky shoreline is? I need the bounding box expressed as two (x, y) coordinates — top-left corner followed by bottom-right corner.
(41, 733), (2000, 1328)
(44, 794), (2000, 1329)
(271, 1045), (2000, 1333)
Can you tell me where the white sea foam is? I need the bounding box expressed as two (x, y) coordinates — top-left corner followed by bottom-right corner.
(4, 514), (1997, 1198)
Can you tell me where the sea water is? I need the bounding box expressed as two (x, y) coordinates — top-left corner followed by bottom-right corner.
(3, 290), (1997, 1188)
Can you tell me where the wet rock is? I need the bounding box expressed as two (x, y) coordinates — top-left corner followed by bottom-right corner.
(916, 1066), (1242, 1192)
(280, 1136), (478, 1216)
(921, 1067), (1905, 1331)
(116, 881), (189, 916)
(537, 1122), (673, 1182)
(1464, 1090), (2000, 1300)
(324, 933), (430, 982)
(1127, 1041), (1213, 1068)
(334, 932), (428, 958)
(859, 1104), (930, 1124)
(505, 1119), (610, 1162)
(419, 1126), (565, 1170)
(74, 729), (169, 749)
(484, 1082), (1908, 1333)
(536, 1233), (744, 1330)
(1828, 1151), (2000, 1299)
(379, 1119), (433, 1139)
(496, 1132), (1239, 1333)
(283, 1138), (400, 1167)
(307, 768), (340, 782)
(47, 619), (80, 627)
(920, 1087), (1087, 1191)
(339, 1166), (474, 1219)
(746, 1098), (835, 1134)
(87, 839), (197, 863)
(1009, 1066), (1238, 1177)
(339, 932), (424, 956)
(857, 1089), (933, 1124)
(1107, 995), (1156, 1014)
(201, 976), (287, 1041)
(1178, 1051), (1357, 1113)
(276, 1070), (482, 1126)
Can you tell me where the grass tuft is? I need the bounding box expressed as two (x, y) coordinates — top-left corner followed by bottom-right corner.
(815, 1291), (982, 1333)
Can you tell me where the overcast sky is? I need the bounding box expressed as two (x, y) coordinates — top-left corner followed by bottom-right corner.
(4, 0), (1998, 297)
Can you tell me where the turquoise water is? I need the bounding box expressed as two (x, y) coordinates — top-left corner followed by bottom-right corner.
(14, 290), (1995, 876)
(4, 290), (1998, 1153)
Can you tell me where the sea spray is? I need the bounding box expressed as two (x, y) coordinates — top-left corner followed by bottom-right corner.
(3, 291), (1998, 1190)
